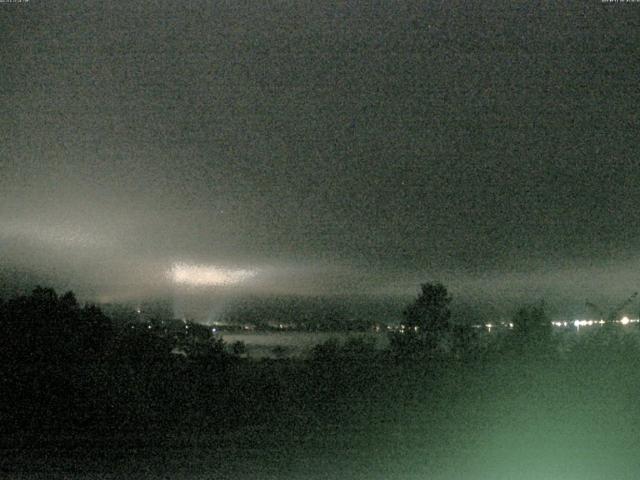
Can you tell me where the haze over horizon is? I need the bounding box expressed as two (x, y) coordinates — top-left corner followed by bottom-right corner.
(2, 1), (639, 320)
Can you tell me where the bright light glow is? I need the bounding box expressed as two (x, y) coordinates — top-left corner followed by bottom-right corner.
(621, 316), (630, 325)
(170, 262), (257, 286)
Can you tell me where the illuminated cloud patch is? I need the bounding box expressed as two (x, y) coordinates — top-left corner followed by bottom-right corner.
(169, 262), (257, 287)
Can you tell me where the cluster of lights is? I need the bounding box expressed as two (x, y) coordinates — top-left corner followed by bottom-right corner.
(472, 322), (514, 330)
(621, 316), (637, 325)
(569, 320), (605, 328)
(389, 318), (639, 334)
(386, 325), (420, 333)
(553, 317), (639, 328)
(477, 318), (639, 332)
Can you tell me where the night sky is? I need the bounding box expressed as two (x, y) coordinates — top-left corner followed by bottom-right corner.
(1, 1), (639, 319)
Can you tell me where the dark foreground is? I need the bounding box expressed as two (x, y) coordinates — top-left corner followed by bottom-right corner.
(3, 334), (640, 480)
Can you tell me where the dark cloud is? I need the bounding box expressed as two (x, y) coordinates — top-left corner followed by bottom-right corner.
(1, 1), (639, 318)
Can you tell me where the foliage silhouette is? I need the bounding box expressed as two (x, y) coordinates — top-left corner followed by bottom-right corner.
(509, 301), (554, 355)
(0, 286), (112, 365)
(390, 282), (452, 358)
(231, 340), (247, 356)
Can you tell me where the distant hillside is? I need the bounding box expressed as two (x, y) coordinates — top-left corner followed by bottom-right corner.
(218, 294), (406, 331)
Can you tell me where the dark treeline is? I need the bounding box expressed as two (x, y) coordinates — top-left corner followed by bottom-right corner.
(1, 283), (640, 456)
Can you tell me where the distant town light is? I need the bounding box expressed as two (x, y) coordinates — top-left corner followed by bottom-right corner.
(621, 316), (630, 325)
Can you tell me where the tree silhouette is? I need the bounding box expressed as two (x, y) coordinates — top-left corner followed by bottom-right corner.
(390, 282), (452, 358)
(231, 340), (247, 356)
(510, 302), (552, 353)
(0, 286), (112, 364)
(403, 282), (452, 334)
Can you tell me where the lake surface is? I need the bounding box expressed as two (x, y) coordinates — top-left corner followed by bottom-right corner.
(219, 331), (389, 358)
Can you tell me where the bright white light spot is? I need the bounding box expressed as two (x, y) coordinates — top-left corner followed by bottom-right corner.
(621, 316), (630, 325)
(170, 263), (257, 286)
